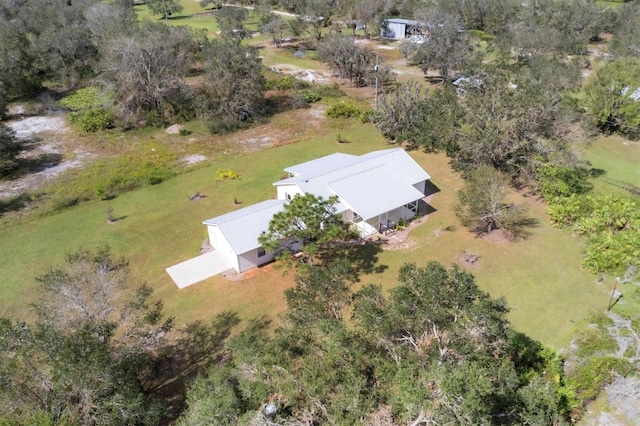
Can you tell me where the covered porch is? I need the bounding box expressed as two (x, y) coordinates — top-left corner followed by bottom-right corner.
(346, 199), (421, 237)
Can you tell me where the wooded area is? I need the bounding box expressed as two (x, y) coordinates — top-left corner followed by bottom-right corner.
(1, 0), (639, 424)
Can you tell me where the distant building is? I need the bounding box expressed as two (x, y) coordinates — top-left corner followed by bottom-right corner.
(381, 18), (426, 39)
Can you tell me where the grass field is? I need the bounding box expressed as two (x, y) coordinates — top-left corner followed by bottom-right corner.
(135, 1), (221, 36)
(0, 117), (611, 349)
(581, 135), (640, 196)
(1, 1), (632, 354)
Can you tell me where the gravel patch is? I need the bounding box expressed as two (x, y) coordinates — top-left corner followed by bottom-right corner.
(7, 115), (67, 140)
(269, 64), (332, 84)
(180, 154), (207, 166)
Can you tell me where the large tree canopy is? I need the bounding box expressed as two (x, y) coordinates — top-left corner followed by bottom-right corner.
(196, 39), (265, 132)
(99, 22), (196, 127)
(179, 261), (574, 425)
(585, 57), (640, 138)
(0, 248), (172, 425)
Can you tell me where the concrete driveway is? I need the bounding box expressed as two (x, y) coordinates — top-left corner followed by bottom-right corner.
(166, 251), (232, 289)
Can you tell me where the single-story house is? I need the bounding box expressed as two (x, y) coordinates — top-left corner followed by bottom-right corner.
(201, 148), (431, 273)
(381, 18), (426, 39)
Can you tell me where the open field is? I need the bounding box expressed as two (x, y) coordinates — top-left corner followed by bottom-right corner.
(581, 135), (640, 197)
(135, 1), (221, 36)
(0, 0), (633, 354)
(0, 117), (610, 349)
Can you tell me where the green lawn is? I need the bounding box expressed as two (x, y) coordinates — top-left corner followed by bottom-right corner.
(0, 121), (389, 323)
(135, 1), (221, 37)
(581, 135), (640, 196)
(352, 151), (606, 349)
(0, 121), (608, 350)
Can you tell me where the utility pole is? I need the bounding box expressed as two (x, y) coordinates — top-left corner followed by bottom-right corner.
(374, 53), (379, 110)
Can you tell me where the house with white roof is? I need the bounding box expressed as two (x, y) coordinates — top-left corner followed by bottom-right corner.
(192, 148), (431, 278)
(272, 148), (430, 237)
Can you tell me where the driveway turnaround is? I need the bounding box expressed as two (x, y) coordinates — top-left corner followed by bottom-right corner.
(166, 251), (232, 289)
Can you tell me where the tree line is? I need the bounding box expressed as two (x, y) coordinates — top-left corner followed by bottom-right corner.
(0, 247), (589, 425)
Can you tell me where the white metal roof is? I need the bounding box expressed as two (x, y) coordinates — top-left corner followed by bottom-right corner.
(273, 148), (430, 217)
(202, 200), (286, 254)
(329, 167), (425, 219)
(284, 153), (357, 176)
(385, 18), (424, 26)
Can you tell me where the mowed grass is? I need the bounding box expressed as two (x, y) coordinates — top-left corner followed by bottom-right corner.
(581, 135), (640, 196)
(0, 119), (608, 349)
(353, 151), (606, 349)
(135, 1), (220, 36)
(0, 121), (390, 324)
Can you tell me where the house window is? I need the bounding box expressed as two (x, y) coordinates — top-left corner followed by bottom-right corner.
(407, 201), (418, 213)
(352, 211), (361, 221)
(257, 247), (266, 257)
(285, 193), (291, 201)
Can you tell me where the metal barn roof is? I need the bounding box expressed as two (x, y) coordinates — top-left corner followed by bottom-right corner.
(202, 200), (286, 254)
(329, 167), (425, 219)
(274, 148), (430, 217)
(284, 153), (358, 176)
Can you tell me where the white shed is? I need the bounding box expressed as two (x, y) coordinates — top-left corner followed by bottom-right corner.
(381, 18), (426, 39)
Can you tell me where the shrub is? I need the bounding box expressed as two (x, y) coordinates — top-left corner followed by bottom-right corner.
(207, 118), (252, 134)
(59, 87), (111, 111)
(360, 110), (375, 123)
(326, 102), (360, 118)
(547, 195), (592, 226)
(69, 108), (114, 133)
(266, 75), (310, 91)
(60, 87), (114, 132)
(316, 84), (345, 98)
(568, 356), (634, 401)
(468, 29), (495, 42)
(537, 166), (592, 200)
(216, 168), (239, 180)
(296, 89), (321, 103)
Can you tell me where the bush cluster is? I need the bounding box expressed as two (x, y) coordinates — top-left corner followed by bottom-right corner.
(60, 87), (114, 133)
(325, 102), (360, 118)
(266, 75), (310, 91)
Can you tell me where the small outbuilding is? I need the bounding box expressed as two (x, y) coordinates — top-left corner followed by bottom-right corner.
(381, 18), (426, 39)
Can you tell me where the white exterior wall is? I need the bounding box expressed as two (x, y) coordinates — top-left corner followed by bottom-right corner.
(238, 248), (275, 272)
(413, 180), (426, 195)
(276, 184), (304, 201)
(207, 226), (240, 272)
(382, 22), (406, 39)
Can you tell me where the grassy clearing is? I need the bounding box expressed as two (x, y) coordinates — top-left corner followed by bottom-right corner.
(352, 151), (606, 349)
(581, 135), (640, 196)
(135, 1), (220, 36)
(0, 122), (607, 349)
(0, 120), (389, 324)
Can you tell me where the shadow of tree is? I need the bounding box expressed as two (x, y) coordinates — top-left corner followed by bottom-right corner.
(0, 193), (38, 216)
(153, 311), (241, 418)
(2, 136), (64, 180)
(509, 331), (547, 374)
(323, 241), (388, 282)
(14, 152), (64, 177)
(263, 93), (309, 117)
